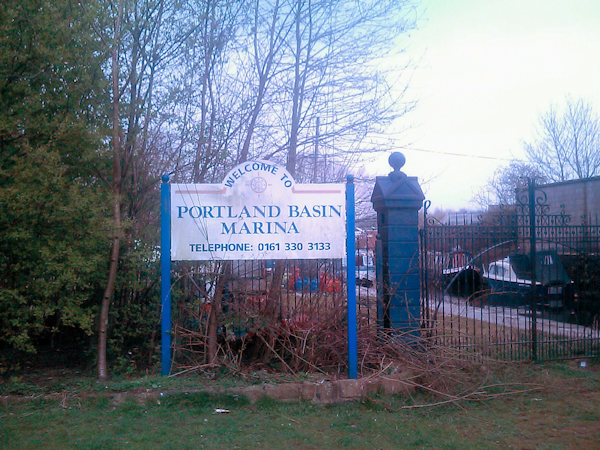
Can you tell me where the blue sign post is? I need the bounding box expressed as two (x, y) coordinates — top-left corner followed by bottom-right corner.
(346, 175), (357, 379)
(160, 174), (171, 376)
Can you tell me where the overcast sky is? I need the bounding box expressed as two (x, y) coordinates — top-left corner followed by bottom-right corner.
(367, 0), (600, 211)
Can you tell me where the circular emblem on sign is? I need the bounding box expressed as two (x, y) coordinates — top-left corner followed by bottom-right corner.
(250, 176), (267, 193)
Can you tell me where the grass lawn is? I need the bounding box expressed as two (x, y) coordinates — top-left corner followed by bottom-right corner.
(2, 361), (599, 449)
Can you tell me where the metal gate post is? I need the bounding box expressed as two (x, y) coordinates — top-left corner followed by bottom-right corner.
(528, 178), (538, 360)
(371, 153), (425, 333)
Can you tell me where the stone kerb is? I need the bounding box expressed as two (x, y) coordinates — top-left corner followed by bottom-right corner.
(221, 372), (415, 404)
(1, 373), (415, 407)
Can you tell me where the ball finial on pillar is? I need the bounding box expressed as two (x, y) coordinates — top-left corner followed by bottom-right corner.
(388, 152), (406, 180)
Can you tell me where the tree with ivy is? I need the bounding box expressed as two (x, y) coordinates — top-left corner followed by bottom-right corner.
(0, 0), (108, 359)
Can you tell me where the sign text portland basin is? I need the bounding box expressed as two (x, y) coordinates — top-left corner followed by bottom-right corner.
(171, 160), (346, 260)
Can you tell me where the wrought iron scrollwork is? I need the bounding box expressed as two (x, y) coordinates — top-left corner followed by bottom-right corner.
(516, 187), (530, 210)
(423, 200), (437, 227)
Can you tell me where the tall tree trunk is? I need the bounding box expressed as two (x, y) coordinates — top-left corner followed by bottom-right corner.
(264, 0), (304, 323)
(207, 261), (230, 364)
(286, 0), (303, 175)
(97, 212), (120, 380)
(192, 0), (215, 182)
(98, 9), (123, 379)
(239, 0), (282, 163)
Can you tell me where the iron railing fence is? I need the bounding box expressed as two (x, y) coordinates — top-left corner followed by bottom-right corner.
(420, 187), (600, 361)
(355, 229), (378, 329)
(169, 230), (378, 364)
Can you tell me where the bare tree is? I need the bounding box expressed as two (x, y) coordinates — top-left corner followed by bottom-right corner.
(174, 0), (415, 178)
(254, 0), (417, 179)
(164, 0), (416, 185)
(473, 162), (547, 208)
(355, 177), (377, 228)
(182, 0), (247, 180)
(524, 97), (600, 182)
(88, 0), (195, 379)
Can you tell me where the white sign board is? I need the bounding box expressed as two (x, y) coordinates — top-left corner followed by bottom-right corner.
(171, 161), (346, 260)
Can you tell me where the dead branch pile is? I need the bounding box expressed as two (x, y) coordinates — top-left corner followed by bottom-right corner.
(169, 298), (526, 405)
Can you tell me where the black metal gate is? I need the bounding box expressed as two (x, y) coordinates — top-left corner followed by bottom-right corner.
(420, 181), (600, 360)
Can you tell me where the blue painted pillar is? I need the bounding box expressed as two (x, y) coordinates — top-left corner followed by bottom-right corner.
(161, 174), (172, 375)
(371, 153), (425, 331)
(346, 175), (357, 379)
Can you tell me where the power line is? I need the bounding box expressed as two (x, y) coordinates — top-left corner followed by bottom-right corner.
(370, 141), (524, 162)
(400, 146), (521, 162)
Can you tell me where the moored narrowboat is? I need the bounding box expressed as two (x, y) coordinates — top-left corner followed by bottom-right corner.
(483, 251), (573, 309)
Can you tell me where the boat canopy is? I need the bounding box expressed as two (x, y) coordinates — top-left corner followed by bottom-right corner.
(509, 251), (571, 286)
